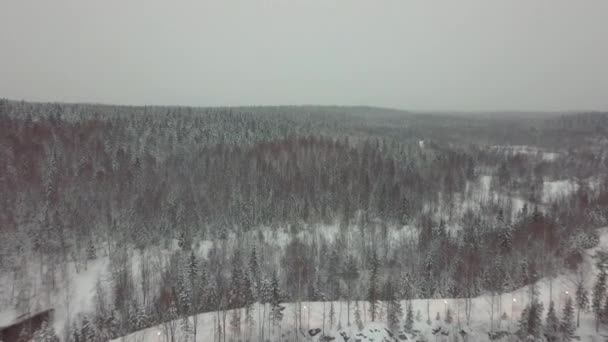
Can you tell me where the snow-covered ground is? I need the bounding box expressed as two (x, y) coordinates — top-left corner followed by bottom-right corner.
(542, 180), (578, 203)
(490, 145), (560, 161)
(0, 256), (109, 338)
(0, 223), (409, 340)
(1, 210), (604, 341)
(111, 228), (608, 342)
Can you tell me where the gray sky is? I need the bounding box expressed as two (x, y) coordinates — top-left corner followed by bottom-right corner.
(1, 0), (607, 111)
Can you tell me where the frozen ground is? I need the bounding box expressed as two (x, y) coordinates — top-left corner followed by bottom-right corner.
(1, 221), (605, 341)
(111, 228), (608, 342)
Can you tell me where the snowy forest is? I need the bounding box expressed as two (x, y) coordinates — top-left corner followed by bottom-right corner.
(2, 99), (608, 342)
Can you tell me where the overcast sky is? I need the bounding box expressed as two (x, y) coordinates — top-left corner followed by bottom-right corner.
(1, 1), (607, 111)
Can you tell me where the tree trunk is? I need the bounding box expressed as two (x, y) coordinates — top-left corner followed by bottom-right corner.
(347, 299), (351, 326)
(427, 299), (431, 324)
(322, 301), (326, 335)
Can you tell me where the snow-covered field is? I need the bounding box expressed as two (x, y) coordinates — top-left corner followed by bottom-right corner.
(110, 229), (608, 342)
(1, 202), (605, 342)
(490, 145), (560, 162)
(108, 279), (602, 342)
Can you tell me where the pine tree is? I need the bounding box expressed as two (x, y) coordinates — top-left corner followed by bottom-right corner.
(592, 271), (606, 332)
(248, 246), (260, 295)
(206, 281), (219, 312)
(229, 251), (245, 310)
(404, 300), (414, 331)
(242, 272), (255, 330)
(561, 296), (576, 342)
(342, 255), (359, 326)
(329, 302), (336, 329)
(228, 254), (244, 339)
(132, 305), (148, 330)
(517, 299), (544, 340)
(176, 267), (192, 315)
(354, 301), (364, 331)
(399, 273), (415, 300)
(445, 308), (453, 324)
(544, 301), (560, 342)
(87, 240), (96, 260)
(367, 251), (380, 322)
(499, 223), (512, 253)
(187, 251), (198, 285)
(270, 272), (285, 330)
(384, 279), (402, 332)
(575, 281), (589, 327)
(197, 267), (208, 312)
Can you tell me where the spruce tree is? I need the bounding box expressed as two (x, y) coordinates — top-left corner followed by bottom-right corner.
(187, 251), (198, 285)
(544, 301), (560, 342)
(270, 272), (285, 330)
(133, 305), (148, 330)
(342, 255), (359, 326)
(404, 300), (414, 331)
(384, 279), (402, 331)
(248, 245), (260, 294)
(592, 271), (607, 332)
(445, 308), (453, 324)
(367, 251), (380, 322)
(242, 272), (255, 328)
(575, 281), (589, 327)
(561, 296), (576, 342)
(86, 240), (96, 260)
(529, 300), (544, 339)
(354, 301), (364, 331)
(517, 299), (544, 340)
(176, 268), (192, 315)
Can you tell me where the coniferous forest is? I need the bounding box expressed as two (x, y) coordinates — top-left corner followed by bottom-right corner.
(2, 99), (608, 341)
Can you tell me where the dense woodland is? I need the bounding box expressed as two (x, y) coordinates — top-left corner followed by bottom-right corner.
(2, 99), (608, 341)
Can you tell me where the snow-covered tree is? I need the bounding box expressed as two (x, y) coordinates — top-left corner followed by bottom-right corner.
(342, 255), (359, 326)
(384, 279), (402, 331)
(561, 296), (576, 342)
(445, 308), (453, 324)
(86, 240), (96, 260)
(367, 251), (380, 322)
(544, 301), (560, 342)
(269, 272), (285, 331)
(404, 300), (414, 331)
(575, 281), (589, 327)
(517, 299), (544, 341)
(248, 245), (260, 294)
(592, 271), (606, 332)
(354, 301), (364, 331)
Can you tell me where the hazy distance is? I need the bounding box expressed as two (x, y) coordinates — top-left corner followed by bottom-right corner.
(1, 0), (607, 111)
